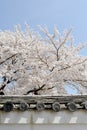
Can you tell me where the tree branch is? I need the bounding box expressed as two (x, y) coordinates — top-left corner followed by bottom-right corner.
(0, 53), (18, 65)
(0, 76), (17, 91)
(24, 84), (46, 95)
(57, 58), (87, 72)
(56, 29), (72, 61)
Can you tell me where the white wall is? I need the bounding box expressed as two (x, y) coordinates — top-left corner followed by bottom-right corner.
(0, 110), (87, 130)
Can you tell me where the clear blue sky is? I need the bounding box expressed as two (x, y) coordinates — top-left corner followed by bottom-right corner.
(0, 0), (87, 55)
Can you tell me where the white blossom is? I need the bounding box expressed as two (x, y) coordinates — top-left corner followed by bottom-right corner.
(0, 25), (87, 95)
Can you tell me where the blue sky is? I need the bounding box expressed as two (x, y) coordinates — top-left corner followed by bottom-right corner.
(0, 0), (87, 55)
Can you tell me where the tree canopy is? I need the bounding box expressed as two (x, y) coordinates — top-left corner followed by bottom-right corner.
(0, 24), (87, 95)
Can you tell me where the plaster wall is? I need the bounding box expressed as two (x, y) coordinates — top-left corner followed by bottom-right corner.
(0, 110), (87, 130)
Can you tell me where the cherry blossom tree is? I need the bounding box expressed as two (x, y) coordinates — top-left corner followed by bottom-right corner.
(0, 24), (87, 95)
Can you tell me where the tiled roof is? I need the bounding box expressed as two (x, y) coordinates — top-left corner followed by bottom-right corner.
(0, 95), (87, 112)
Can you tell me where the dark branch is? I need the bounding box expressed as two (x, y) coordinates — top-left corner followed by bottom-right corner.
(0, 91), (5, 95)
(0, 77), (17, 91)
(46, 86), (55, 90)
(24, 84), (46, 95)
(0, 53), (18, 65)
(0, 84), (6, 91)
